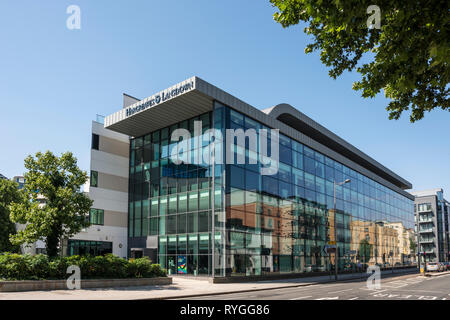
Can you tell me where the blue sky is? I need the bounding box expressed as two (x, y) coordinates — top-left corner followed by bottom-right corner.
(0, 1), (448, 195)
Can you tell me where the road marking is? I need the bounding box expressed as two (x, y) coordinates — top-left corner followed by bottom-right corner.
(316, 296), (339, 300)
(368, 289), (388, 295)
(348, 297), (358, 300)
(383, 289), (446, 294)
(290, 296), (313, 300)
(329, 288), (353, 294)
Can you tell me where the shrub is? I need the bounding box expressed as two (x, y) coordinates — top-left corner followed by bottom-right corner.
(0, 253), (166, 280)
(127, 257), (153, 278)
(150, 264), (167, 277)
(0, 253), (29, 280)
(48, 257), (68, 279)
(104, 254), (128, 279)
(28, 254), (50, 279)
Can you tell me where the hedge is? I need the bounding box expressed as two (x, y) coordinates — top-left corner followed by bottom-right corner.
(0, 253), (167, 280)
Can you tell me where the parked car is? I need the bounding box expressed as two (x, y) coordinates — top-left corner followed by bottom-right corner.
(426, 262), (444, 272)
(443, 262), (450, 271)
(306, 265), (326, 272)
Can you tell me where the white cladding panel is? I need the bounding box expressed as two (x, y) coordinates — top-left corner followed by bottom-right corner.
(89, 187), (128, 213)
(91, 149), (129, 179)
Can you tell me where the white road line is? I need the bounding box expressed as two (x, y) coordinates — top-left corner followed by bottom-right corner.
(328, 288), (353, 294)
(381, 284), (407, 288)
(369, 289), (388, 295)
(290, 296), (312, 300)
(348, 297), (359, 300)
(382, 289), (446, 294)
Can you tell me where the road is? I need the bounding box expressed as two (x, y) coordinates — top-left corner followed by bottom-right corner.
(177, 273), (450, 300)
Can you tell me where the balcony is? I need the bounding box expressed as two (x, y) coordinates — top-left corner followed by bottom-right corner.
(419, 239), (434, 244)
(419, 229), (434, 233)
(418, 219), (433, 223)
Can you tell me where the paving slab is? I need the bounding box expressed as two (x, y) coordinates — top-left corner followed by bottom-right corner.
(0, 268), (418, 300)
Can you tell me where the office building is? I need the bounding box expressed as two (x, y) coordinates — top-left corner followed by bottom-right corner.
(101, 76), (414, 277)
(412, 189), (450, 263)
(12, 176), (25, 189)
(64, 115), (130, 258)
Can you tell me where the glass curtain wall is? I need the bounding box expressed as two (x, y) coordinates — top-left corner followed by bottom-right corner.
(128, 101), (414, 277)
(128, 108), (225, 276)
(220, 102), (414, 276)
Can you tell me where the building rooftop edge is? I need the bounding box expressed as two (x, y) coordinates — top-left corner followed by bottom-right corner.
(410, 188), (444, 197)
(104, 76), (414, 196)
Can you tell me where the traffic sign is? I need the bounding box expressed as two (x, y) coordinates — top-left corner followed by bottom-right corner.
(327, 247), (336, 254)
(324, 244), (336, 254)
(323, 244), (336, 256)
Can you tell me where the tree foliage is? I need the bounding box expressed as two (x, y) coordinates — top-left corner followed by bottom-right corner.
(0, 179), (22, 253)
(409, 236), (417, 253)
(10, 151), (93, 257)
(270, 0), (449, 122)
(358, 239), (372, 263)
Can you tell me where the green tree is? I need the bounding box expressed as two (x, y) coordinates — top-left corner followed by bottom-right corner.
(0, 179), (22, 253)
(409, 236), (417, 253)
(270, 0), (449, 122)
(10, 151), (93, 257)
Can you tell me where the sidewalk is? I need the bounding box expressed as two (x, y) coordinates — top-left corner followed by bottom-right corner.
(424, 270), (450, 277)
(0, 268), (418, 300)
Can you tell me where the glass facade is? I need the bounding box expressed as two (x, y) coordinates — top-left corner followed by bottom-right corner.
(67, 240), (112, 256)
(128, 101), (415, 277)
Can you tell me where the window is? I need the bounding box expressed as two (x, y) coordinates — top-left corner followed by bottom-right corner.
(230, 166), (245, 189)
(279, 145), (292, 165)
(91, 134), (99, 150)
(230, 109), (244, 126)
(90, 171), (98, 187)
(199, 191), (210, 210)
(245, 170), (261, 191)
(67, 240), (111, 256)
(89, 208), (104, 225)
(290, 169), (304, 191)
(418, 203), (432, 212)
(304, 156), (315, 175)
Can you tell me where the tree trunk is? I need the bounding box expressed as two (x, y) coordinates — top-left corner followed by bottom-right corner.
(46, 226), (60, 258)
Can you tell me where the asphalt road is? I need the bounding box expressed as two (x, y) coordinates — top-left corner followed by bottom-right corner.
(177, 272), (450, 300)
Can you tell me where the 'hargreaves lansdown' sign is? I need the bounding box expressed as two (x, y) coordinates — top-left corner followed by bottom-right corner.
(125, 81), (194, 117)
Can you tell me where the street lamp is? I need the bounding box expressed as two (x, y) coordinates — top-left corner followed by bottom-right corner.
(334, 179), (351, 281)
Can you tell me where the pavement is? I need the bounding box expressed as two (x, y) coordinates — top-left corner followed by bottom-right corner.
(179, 272), (450, 300)
(0, 268), (420, 300)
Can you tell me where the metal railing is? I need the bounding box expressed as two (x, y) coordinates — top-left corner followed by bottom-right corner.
(419, 229), (434, 233)
(95, 114), (105, 124)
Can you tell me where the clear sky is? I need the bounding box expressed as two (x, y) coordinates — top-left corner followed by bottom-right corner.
(1, 1), (449, 195)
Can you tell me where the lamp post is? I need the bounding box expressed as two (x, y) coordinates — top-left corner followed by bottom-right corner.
(334, 179), (351, 281)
